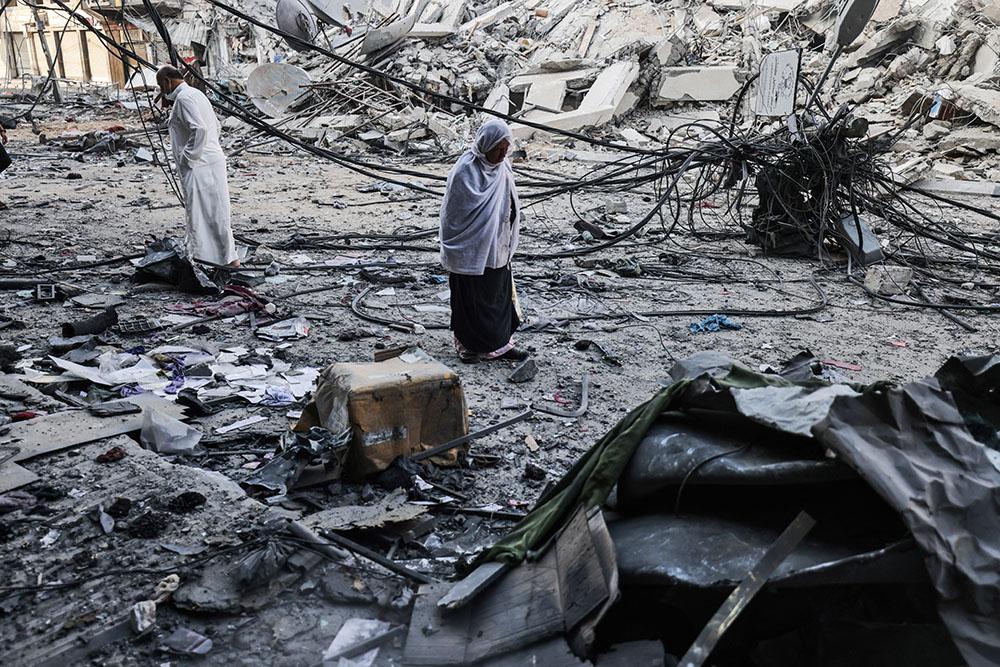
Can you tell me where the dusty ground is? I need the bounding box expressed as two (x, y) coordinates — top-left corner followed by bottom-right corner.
(1, 103), (998, 664)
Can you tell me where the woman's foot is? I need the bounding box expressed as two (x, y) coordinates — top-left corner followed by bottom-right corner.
(493, 348), (529, 362)
(459, 351), (480, 364)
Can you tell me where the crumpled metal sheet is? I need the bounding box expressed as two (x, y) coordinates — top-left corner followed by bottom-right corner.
(731, 384), (859, 437)
(815, 380), (1000, 667)
(616, 415), (852, 507)
(646, 352), (1000, 665)
(608, 513), (894, 589)
(668, 350), (735, 382)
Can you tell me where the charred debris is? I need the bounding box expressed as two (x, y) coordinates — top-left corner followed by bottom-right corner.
(3, 0), (1000, 665)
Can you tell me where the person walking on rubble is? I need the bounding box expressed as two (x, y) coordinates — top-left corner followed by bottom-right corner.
(440, 118), (528, 364)
(156, 65), (239, 268)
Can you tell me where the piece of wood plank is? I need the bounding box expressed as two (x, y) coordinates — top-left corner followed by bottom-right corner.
(557, 507), (607, 630)
(404, 583), (473, 665)
(404, 506), (615, 664)
(437, 561), (510, 610)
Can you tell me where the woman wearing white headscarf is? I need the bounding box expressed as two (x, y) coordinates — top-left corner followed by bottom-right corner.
(440, 119), (527, 364)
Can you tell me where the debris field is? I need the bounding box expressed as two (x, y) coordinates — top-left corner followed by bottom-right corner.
(2, 0), (1000, 665)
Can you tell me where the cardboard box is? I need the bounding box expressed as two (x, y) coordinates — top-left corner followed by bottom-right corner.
(297, 350), (468, 479)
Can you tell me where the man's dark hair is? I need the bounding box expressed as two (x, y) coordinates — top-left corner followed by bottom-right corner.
(156, 65), (185, 82)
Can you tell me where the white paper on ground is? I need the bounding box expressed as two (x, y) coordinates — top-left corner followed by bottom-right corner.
(140, 408), (203, 454)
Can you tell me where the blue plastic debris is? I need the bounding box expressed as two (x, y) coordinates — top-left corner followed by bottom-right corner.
(689, 314), (742, 334)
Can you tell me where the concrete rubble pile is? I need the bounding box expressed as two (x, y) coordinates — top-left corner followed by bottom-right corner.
(219, 0), (1000, 183)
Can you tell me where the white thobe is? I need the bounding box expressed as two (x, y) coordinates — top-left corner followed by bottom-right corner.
(166, 82), (238, 266)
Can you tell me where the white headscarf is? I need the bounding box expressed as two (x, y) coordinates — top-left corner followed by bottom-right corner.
(439, 119), (520, 275)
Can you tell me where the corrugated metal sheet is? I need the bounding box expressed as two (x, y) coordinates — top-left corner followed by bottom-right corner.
(126, 14), (208, 48)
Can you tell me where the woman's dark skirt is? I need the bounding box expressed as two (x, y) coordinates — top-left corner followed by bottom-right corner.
(449, 265), (521, 354)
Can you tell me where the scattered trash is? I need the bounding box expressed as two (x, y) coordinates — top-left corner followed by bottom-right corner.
(128, 600), (157, 633)
(689, 314), (742, 334)
(133, 237), (219, 294)
(61, 306), (118, 338)
(216, 414), (269, 434)
(256, 316), (311, 341)
(139, 409), (203, 454)
(163, 627), (213, 656)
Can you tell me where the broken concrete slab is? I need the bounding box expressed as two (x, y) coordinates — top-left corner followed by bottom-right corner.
(950, 83), (1000, 129)
(651, 37), (684, 67)
(654, 66), (740, 105)
(412, 0), (466, 37)
(525, 79), (567, 112)
(0, 394), (189, 492)
(871, 0), (903, 21)
(711, 0), (803, 10)
(912, 178), (1000, 197)
(865, 265), (914, 296)
(508, 69), (601, 94)
(923, 121), (951, 140)
(513, 62), (639, 140)
(693, 5), (724, 36)
(973, 31), (1000, 75)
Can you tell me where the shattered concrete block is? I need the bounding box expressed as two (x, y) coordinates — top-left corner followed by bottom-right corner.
(843, 17), (919, 68)
(931, 162), (966, 179)
(619, 128), (649, 147)
(891, 156), (930, 184)
(654, 66), (740, 105)
(973, 31), (1000, 75)
(512, 62), (639, 140)
(983, 0), (1000, 22)
(651, 38), (684, 66)
(508, 68), (599, 94)
(693, 6), (724, 36)
(712, 0), (803, 10)
(936, 35), (957, 55)
(386, 127), (429, 142)
(950, 84), (1000, 128)
(412, 0), (465, 37)
(483, 83), (511, 113)
(851, 67), (882, 91)
(939, 127), (1000, 153)
(871, 0), (903, 20)
(460, 0), (518, 32)
(584, 61), (641, 112)
(864, 266), (913, 296)
(308, 115), (364, 130)
(525, 79), (567, 112)
(923, 121), (951, 140)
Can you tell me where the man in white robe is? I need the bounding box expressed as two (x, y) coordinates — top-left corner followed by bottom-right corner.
(156, 65), (239, 267)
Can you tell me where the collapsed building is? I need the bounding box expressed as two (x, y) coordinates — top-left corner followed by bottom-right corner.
(2, 0), (1000, 664)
